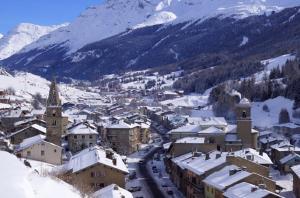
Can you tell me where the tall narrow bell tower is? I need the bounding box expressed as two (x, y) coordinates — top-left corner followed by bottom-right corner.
(236, 98), (258, 149)
(45, 78), (64, 146)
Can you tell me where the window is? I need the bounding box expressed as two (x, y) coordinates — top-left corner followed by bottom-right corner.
(89, 143), (93, 147)
(95, 183), (105, 188)
(27, 151), (31, 157)
(41, 150), (45, 156)
(74, 135), (77, 139)
(54, 149), (57, 153)
(52, 120), (56, 126)
(91, 172), (95, 178)
(242, 110), (247, 118)
(89, 135), (93, 139)
(82, 135), (85, 139)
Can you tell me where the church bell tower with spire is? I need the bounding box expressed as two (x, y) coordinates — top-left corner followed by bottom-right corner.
(45, 78), (64, 146)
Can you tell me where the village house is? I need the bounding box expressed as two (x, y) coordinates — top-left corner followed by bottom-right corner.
(57, 146), (128, 193)
(167, 137), (216, 157)
(66, 122), (98, 153)
(167, 148), (274, 198)
(167, 98), (259, 153)
(13, 117), (46, 132)
(223, 182), (284, 198)
(0, 107), (33, 133)
(104, 121), (140, 155)
(203, 164), (276, 198)
(8, 124), (46, 144)
(279, 153), (300, 173)
(271, 143), (300, 167)
(15, 134), (63, 165)
(92, 184), (133, 198)
(291, 164), (300, 198)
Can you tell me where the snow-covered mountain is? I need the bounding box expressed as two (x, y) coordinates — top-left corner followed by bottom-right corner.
(2, 0), (300, 80)
(19, 0), (300, 54)
(0, 33), (3, 40)
(0, 23), (67, 60)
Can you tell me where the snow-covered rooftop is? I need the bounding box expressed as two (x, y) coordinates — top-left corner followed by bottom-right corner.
(175, 137), (205, 144)
(232, 148), (273, 165)
(106, 121), (139, 129)
(203, 165), (251, 190)
(92, 184), (133, 198)
(18, 134), (45, 150)
(61, 146), (129, 174)
(187, 117), (227, 126)
(168, 124), (201, 134)
(223, 182), (283, 198)
(291, 164), (300, 178)
(280, 153), (300, 165)
(67, 122), (98, 135)
(198, 126), (226, 134)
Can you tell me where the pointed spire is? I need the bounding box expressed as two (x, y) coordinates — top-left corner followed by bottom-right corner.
(47, 77), (61, 106)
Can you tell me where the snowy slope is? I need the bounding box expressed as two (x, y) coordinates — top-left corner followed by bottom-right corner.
(252, 96), (294, 128)
(0, 70), (103, 105)
(0, 151), (81, 198)
(0, 23), (67, 60)
(20, 0), (300, 54)
(252, 54), (296, 82)
(0, 33), (3, 39)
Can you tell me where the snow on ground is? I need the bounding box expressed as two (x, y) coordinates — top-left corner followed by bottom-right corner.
(0, 151), (81, 198)
(252, 96), (294, 128)
(160, 94), (208, 108)
(239, 36), (249, 46)
(190, 105), (214, 117)
(255, 54), (296, 82)
(0, 71), (103, 105)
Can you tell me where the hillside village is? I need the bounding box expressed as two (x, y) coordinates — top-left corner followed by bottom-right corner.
(0, 54), (300, 198)
(1, 1), (300, 197)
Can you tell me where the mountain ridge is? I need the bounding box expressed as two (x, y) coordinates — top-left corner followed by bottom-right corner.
(0, 23), (68, 60)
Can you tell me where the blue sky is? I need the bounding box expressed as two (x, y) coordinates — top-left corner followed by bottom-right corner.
(0, 0), (103, 34)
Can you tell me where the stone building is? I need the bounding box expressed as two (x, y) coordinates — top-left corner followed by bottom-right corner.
(15, 134), (62, 165)
(223, 182), (284, 198)
(104, 121), (140, 155)
(168, 148), (274, 198)
(8, 124), (46, 144)
(67, 122), (98, 153)
(57, 146), (128, 193)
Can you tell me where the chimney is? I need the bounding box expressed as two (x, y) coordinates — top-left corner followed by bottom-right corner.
(251, 187), (258, 192)
(259, 149), (263, 156)
(205, 153), (210, 160)
(229, 169), (237, 176)
(258, 184), (266, 189)
(216, 153), (221, 159)
(112, 156), (117, 165)
(193, 152), (202, 157)
(106, 149), (114, 159)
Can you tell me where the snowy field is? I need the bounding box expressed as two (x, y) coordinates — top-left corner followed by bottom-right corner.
(252, 96), (295, 129)
(0, 71), (104, 106)
(0, 151), (81, 198)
